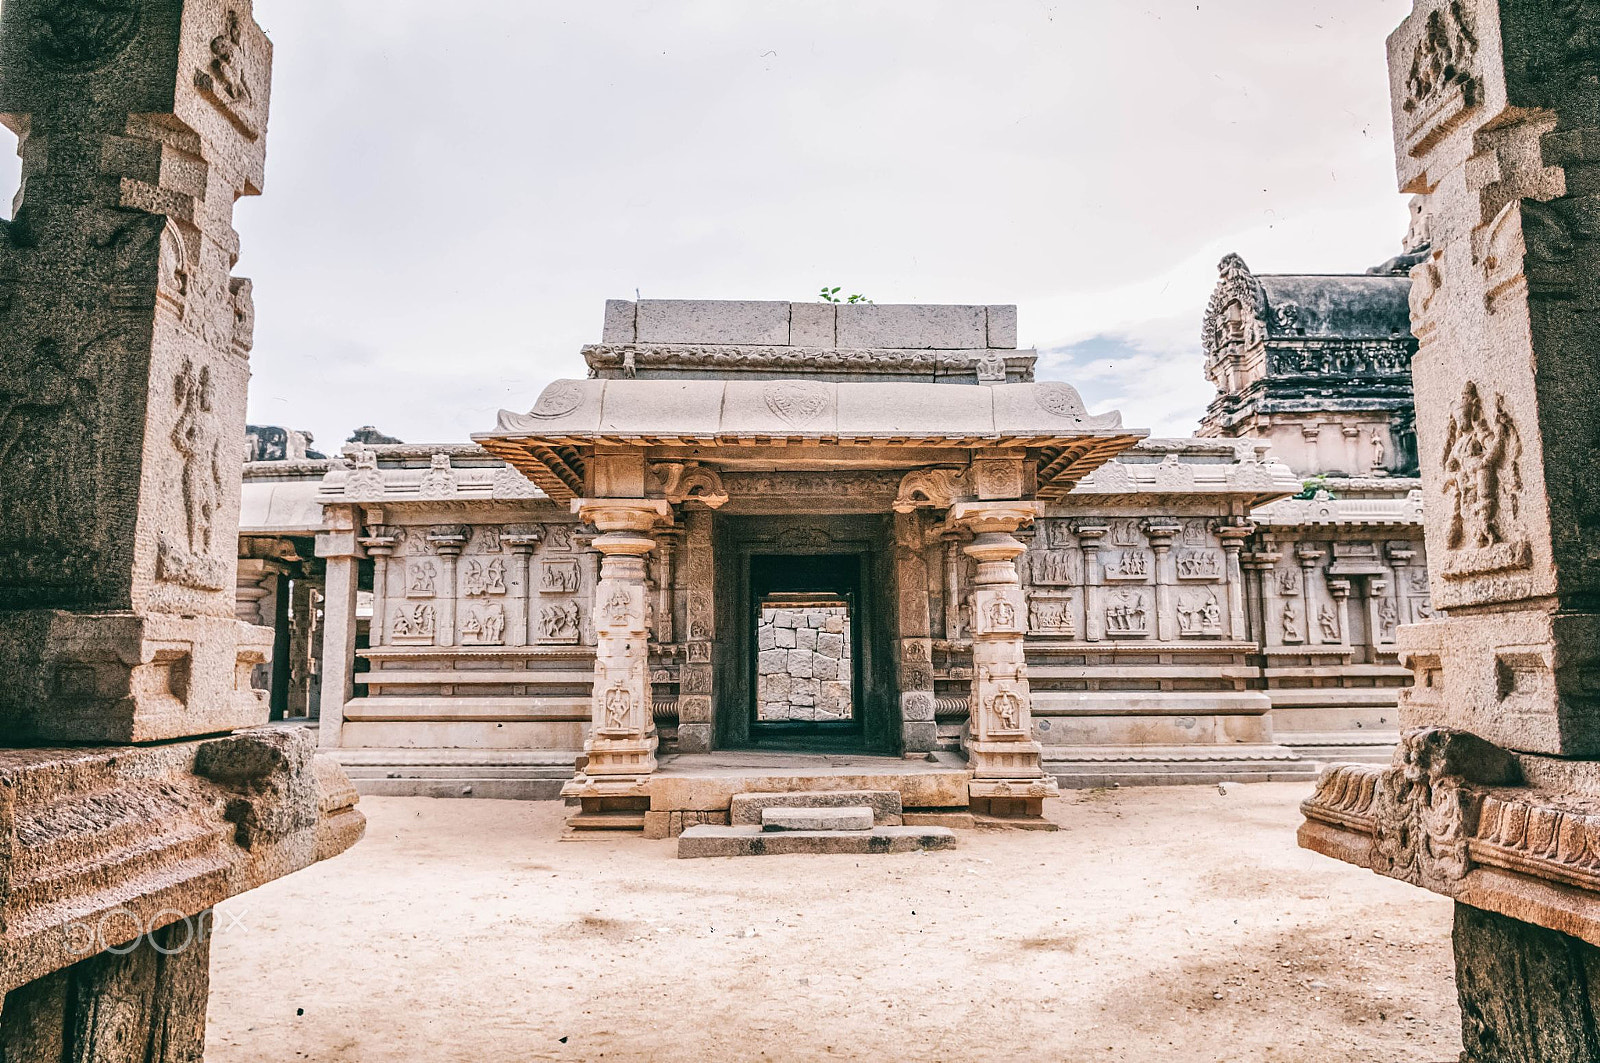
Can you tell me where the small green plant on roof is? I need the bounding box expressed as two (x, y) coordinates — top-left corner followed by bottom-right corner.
(1292, 474), (1338, 501)
(819, 286), (872, 304)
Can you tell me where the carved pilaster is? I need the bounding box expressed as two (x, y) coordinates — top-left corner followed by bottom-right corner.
(679, 509), (715, 753)
(357, 527), (397, 649)
(1143, 519), (1181, 642)
(562, 499), (670, 804)
(952, 501), (1058, 816)
(502, 531), (543, 647)
(1074, 521), (1108, 643)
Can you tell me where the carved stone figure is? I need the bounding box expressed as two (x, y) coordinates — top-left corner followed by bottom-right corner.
(1378, 598), (1398, 640)
(1028, 596), (1074, 636)
(1277, 567), (1301, 596)
(1440, 381), (1523, 553)
(1030, 549), (1078, 586)
(990, 690), (1022, 731)
(210, 9), (253, 103)
(987, 598), (1016, 631)
(1174, 550), (1221, 580)
(1318, 603), (1340, 642)
(538, 601), (582, 643)
(1105, 591), (1148, 635)
(1282, 601), (1303, 642)
(541, 559), (580, 594)
(407, 560), (437, 597)
(1104, 550), (1150, 580)
(1177, 591), (1223, 636)
(463, 558), (506, 597)
(603, 684), (633, 731)
(605, 587), (633, 625)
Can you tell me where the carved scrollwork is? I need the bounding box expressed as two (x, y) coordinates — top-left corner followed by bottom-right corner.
(29, 0), (141, 70)
(893, 467), (967, 513)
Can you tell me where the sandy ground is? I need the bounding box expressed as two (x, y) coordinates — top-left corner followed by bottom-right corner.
(206, 784), (1461, 1062)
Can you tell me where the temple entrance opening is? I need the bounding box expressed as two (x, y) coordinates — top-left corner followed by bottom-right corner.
(752, 555), (859, 751)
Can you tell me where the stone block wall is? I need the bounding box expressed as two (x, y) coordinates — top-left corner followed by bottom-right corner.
(756, 605), (852, 722)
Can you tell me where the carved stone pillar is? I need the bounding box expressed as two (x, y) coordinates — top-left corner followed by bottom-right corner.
(952, 501), (1058, 817)
(1296, 544), (1323, 646)
(426, 526), (467, 647)
(1327, 578), (1351, 647)
(1215, 520), (1253, 641)
(1298, 3), (1600, 1053)
(503, 531), (542, 647)
(562, 499), (670, 808)
(942, 531), (963, 640)
(679, 510), (715, 753)
(1075, 522), (1108, 643)
(357, 527), (397, 649)
(894, 511), (937, 753)
(0, 2), (364, 1045)
(1143, 520), (1181, 642)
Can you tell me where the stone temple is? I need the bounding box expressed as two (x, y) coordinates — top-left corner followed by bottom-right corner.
(241, 253), (1430, 832)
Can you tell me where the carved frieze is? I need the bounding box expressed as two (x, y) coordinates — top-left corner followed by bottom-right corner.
(1102, 549), (1151, 581)
(1174, 550), (1222, 580)
(406, 560), (437, 597)
(1027, 593), (1075, 636)
(1176, 591), (1223, 637)
(1029, 548), (1080, 586)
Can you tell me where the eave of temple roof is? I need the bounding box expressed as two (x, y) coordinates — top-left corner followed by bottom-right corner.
(475, 378), (1145, 503)
(1255, 274), (1413, 342)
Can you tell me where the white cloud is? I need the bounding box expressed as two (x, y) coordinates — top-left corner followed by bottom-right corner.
(0, 0), (1415, 447)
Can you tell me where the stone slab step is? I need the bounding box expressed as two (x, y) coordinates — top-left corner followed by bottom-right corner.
(678, 825), (956, 858)
(567, 811), (647, 831)
(761, 806), (873, 832)
(730, 789), (903, 826)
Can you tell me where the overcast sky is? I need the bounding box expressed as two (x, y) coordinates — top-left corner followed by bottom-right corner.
(0, 0), (1413, 449)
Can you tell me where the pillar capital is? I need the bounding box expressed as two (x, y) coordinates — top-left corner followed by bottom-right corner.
(949, 500), (1040, 536)
(572, 498), (672, 535)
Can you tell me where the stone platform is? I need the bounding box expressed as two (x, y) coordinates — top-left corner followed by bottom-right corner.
(635, 751), (972, 837)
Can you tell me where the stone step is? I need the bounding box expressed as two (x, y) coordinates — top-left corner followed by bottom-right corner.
(761, 806), (874, 832)
(566, 811), (648, 831)
(678, 824), (956, 858)
(729, 789), (903, 826)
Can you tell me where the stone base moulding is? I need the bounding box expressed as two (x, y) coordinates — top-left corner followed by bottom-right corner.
(1299, 727), (1600, 949)
(0, 611), (274, 744)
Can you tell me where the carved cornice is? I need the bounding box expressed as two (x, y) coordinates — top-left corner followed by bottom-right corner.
(1300, 727), (1600, 947)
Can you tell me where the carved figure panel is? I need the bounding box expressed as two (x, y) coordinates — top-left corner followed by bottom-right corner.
(391, 604), (437, 645)
(537, 601), (581, 644)
(1177, 591), (1224, 637)
(406, 561), (437, 598)
(1378, 598), (1399, 642)
(600, 684), (636, 734)
(1277, 567), (1302, 596)
(1029, 548), (1081, 586)
(1439, 381), (1530, 579)
(1102, 550), (1151, 581)
(1028, 594), (1075, 636)
(462, 558), (506, 597)
(158, 358), (230, 591)
(1282, 601), (1304, 643)
(544, 523), (574, 552)
(460, 603), (506, 646)
(1174, 550), (1222, 580)
(1105, 591), (1149, 637)
(540, 558), (580, 594)
(987, 688), (1025, 734)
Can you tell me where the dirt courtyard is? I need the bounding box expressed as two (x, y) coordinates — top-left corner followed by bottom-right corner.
(206, 784), (1461, 1062)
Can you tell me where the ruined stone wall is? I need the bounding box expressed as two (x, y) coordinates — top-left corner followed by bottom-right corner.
(756, 605), (851, 722)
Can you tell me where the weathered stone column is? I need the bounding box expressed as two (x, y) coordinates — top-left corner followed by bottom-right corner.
(1075, 521), (1108, 643)
(357, 526), (396, 648)
(894, 510), (937, 753)
(1216, 520), (1253, 640)
(1298, 3), (1600, 1055)
(426, 525), (467, 647)
(503, 531), (542, 646)
(1296, 544), (1323, 646)
(0, 0), (363, 1046)
(315, 506), (363, 748)
(562, 499), (670, 810)
(678, 509), (716, 753)
(1143, 519), (1181, 642)
(952, 501), (1059, 818)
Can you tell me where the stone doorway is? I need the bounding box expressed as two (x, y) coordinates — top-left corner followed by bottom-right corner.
(751, 555), (860, 749)
(714, 516), (897, 754)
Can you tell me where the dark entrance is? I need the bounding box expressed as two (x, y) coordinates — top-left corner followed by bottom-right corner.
(712, 515), (897, 754)
(748, 554), (861, 750)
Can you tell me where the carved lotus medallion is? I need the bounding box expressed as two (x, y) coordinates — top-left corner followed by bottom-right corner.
(763, 380), (830, 428)
(528, 381), (584, 418)
(1034, 382), (1087, 419)
(31, 0), (140, 69)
